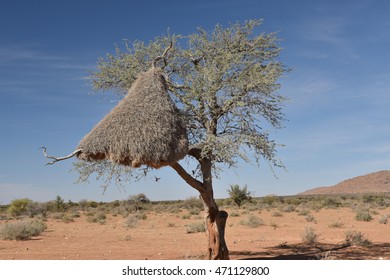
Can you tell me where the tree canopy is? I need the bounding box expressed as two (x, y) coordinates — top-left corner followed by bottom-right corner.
(75, 19), (288, 184)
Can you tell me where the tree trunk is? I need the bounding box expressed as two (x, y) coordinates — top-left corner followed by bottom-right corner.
(169, 159), (229, 260)
(199, 158), (229, 260)
(200, 192), (229, 260)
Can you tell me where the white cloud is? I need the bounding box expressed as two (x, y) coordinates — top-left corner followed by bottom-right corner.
(0, 46), (65, 62)
(299, 17), (349, 44)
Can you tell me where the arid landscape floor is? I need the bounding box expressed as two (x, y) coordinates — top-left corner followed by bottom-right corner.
(1, 207), (389, 260)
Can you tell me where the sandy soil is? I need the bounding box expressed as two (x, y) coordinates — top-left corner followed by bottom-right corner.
(1, 207), (389, 260)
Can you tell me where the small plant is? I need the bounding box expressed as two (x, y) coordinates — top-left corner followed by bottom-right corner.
(271, 211), (283, 217)
(281, 205), (295, 213)
(229, 211), (240, 217)
(189, 209), (201, 216)
(186, 222), (206, 234)
(0, 219), (47, 240)
(239, 215), (263, 228)
(328, 220), (344, 228)
(305, 214), (316, 222)
(124, 215), (138, 228)
(70, 211), (81, 218)
(121, 235), (132, 241)
(167, 223), (175, 227)
(87, 212), (106, 224)
(378, 215), (388, 224)
(270, 221), (279, 229)
(61, 214), (75, 223)
(355, 211), (373, 222)
(181, 214), (191, 219)
(344, 230), (371, 246)
(51, 212), (64, 220)
(135, 212), (147, 220)
(301, 226), (318, 244)
(298, 209), (310, 216)
(315, 251), (336, 260)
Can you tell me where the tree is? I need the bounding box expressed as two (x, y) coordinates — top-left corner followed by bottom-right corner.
(44, 19), (288, 259)
(54, 195), (65, 212)
(228, 184), (252, 207)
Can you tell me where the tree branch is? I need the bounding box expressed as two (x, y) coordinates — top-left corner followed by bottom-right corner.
(40, 147), (82, 165)
(153, 41), (173, 68)
(169, 162), (204, 193)
(188, 143), (204, 160)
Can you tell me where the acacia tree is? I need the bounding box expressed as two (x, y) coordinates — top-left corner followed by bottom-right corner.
(70, 19), (287, 259)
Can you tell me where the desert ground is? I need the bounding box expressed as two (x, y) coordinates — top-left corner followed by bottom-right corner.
(1, 197), (389, 260)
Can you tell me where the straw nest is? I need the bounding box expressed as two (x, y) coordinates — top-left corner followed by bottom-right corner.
(77, 67), (188, 168)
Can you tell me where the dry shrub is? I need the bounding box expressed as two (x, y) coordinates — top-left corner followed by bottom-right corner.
(344, 230), (371, 246)
(355, 211), (373, 222)
(124, 215), (139, 228)
(301, 226), (318, 244)
(239, 215), (263, 228)
(378, 215), (388, 224)
(186, 222), (205, 234)
(87, 212), (106, 224)
(0, 219), (47, 240)
(328, 220), (344, 228)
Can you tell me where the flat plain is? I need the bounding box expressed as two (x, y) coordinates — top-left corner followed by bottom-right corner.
(1, 195), (389, 260)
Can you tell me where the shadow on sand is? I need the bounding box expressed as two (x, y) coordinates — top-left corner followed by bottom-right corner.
(231, 242), (390, 260)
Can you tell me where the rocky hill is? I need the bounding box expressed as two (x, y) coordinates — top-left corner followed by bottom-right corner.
(299, 170), (390, 195)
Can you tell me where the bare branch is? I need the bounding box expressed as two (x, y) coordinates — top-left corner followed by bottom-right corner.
(40, 147), (82, 165)
(153, 41), (173, 68)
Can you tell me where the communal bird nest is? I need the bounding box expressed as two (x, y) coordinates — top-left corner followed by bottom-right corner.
(76, 67), (188, 168)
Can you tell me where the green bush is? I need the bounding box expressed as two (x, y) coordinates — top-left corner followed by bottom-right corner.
(8, 198), (33, 217)
(0, 219), (47, 240)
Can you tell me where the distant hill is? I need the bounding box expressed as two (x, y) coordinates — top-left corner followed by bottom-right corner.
(299, 170), (390, 195)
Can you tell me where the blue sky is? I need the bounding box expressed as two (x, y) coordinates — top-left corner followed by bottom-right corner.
(1, 0), (389, 204)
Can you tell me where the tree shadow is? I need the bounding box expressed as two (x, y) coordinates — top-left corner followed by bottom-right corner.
(231, 242), (390, 260)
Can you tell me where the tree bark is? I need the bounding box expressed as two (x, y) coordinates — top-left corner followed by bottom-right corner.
(200, 192), (229, 260)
